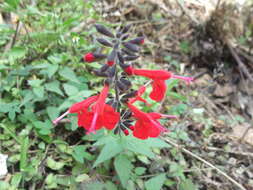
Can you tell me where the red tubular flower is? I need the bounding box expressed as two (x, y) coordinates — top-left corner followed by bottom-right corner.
(53, 84), (120, 134)
(124, 66), (194, 102)
(127, 103), (168, 139)
(77, 84), (120, 134)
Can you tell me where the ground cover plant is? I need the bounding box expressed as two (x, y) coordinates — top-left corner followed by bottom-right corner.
(1, 0), (252, 190)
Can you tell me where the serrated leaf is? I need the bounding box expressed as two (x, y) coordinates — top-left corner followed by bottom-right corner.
(45, 81), (64, 96)
(114, 154), (133, 188)
(144, 173), (166, 190)
(59, 67), (79, 83)
(93, 141), (123, 167)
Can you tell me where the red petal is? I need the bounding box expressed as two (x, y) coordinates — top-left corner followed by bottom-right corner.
(94, 84), (109, 115)
(69, 95), (99, 113)
(133, 121), (149, 139)
(149, 80), (167, 102)
(102, 105), (120, 130)
(133, 69), (172, 80)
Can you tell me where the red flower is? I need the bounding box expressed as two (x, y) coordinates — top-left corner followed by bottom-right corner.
(124, 66), (194, 102)
(127, 103), (168, 139)
(83, 52), (95, 62)
(77, 84), (120, 134)
(53, 84), (120, 134)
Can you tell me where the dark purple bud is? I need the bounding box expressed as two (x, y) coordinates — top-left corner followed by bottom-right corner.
(116, 81), (127, 91)
(123, 120), (133, 127)
(94, 24), (114, 38)
(122, 48), (136, 56)
(128, 37), (145, 45)
(93, 53), (107, 59)
(93, 69), (108, 77)
(117, 52), (124, 64)
(121, 34), (129, 41)
(107, 50), (117, 66)
(123, 111), (132, 119)
(118, 61), (130, 69)
(116, 31), (122, 38)
(120, 78), (131, 87)
(124, 55), (139, 61)
(122, 42), (139, 53)
(122, 90), (137, 99)
(97, 38), (113, 47)
(108, 66), (116, 77)
(114, 126), (120, 135)
(121, 24), (131, 33)
(104, 78), (113, 85)
(100, 64), (110, 72)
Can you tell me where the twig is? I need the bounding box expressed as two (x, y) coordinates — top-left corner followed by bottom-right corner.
(175, 0), (199, 25)
(161, 136), (247, 190)
(227, 41), (253, 83)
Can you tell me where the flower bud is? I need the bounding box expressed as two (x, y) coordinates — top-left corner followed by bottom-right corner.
(96, 38), (113, 47)
(108, 66), (116, 77)
(107, 50), (116, 66)
(128, 37), (145, 45)
(124, 55), (139, 61)
(123, 129), (129, 136)
(124, 66), (133, 75)
(122, 90), (137, 99)
(100, 64), (110, 72)
(122, 48), (136, 56)
(121, 34), (129, 41)
(94, 24), (114, 38)
(93, 69), (108, 77)
(121, 24), (131, 33)
(120, 77), (131, 88)
(104, 78), (112, 86)
(123, 111), (132, 119)
(129, 126), (134, 131)
(83, 52), (95, 62)
(122, 42), (139, 53)
(116, 81), (127, 92)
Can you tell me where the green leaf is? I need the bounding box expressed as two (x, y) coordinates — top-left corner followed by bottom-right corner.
(45, 81), (64, 96)
(59, 67), (80, 83)
(11, 172), (22, 188)
(20, 137), (29, 171)
(179, 179), (198, 190)
(75, 174), (90, 182)
(46, 157), (65, 170)
(93, 141), (123, 167)
(63, 83), (79, 97)
(134, 167), (146, 175)
(33, 86), (44, 98)
(125, 138), (155, 158)
(47, 64), (59, 78)
(144, 173), (166, 190)
(8, 46), (26, 60)
(144, 138), (171, 148)
(46, 107), (59, 121)
(114, 154), (133, 188)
